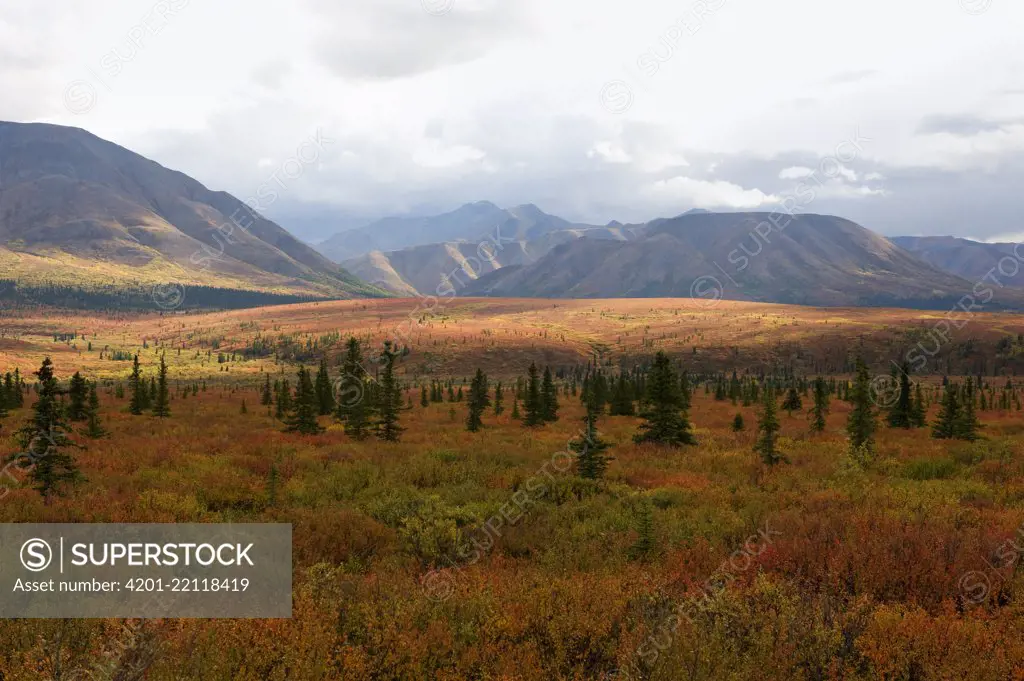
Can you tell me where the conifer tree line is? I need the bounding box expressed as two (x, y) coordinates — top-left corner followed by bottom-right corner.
(0, 342), (1009, 504)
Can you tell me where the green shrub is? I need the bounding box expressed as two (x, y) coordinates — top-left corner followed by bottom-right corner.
(397, 495), (478, 566)
(650, 487), (690, 510)
(903, 457), (957, 481)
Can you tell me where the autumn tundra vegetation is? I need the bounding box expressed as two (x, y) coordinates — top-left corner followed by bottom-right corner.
(1, 297), (1023, 679)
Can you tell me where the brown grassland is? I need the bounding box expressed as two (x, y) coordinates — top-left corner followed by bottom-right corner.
(0, 298), (1023, 680)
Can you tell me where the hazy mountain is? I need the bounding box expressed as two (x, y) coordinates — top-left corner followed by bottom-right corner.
(0, 121), (383, 302)
(893, 235), (1024, 288)
(341, 222), (642, 296)
(341, 241), (532, 296)
(317, 201), (598, 262)
(464, 212), (998, 308)
(266, 202), (377, 244)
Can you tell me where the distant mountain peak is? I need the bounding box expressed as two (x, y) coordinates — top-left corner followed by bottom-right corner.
(319, 200), (587, 262)
(463, 200), (501, 211)
(462, 211), (995, 309)
(506, 203), (549, 219)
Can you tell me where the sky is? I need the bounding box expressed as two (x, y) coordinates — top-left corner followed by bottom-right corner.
(1, 0), (1023, 242)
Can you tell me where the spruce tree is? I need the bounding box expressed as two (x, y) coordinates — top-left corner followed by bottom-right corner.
(314, 357), (335, 416)
(336, 338), (370, 439)
(679, 372), (692, 411)
(572, 380), (613, 479)
(627, 499), (657, 561)
(932, 382), (959, 439)
(12, 368), (24, 407)
(275, 379), (292, 420)
(609, 374), (636, 416)
(887, 364), (913, 428)
(344, 379), (371, 440)
(541, 367), (559, 422)
(466, 369), (490, 432)
(847, 359), (876, 461)
(493, 382), (504, 415)
(523, 363), (544, 427)
(421, 384), (430, 408)
(9, 358), (82, 502)
(714, 376), (727, 401)
(67, 372), (89, 421)
(375, 341), (403, 442)
(0, 373), (10, 421)
(633, 351), (696, 447)
(728, 372), (741, 405)
(954, 378), (981, 441)
(284, 366), (323, 435)
(781, 386), (802, 416)
(755, 388), (785, 465)
(910, 383), (927, 428)
(810, 376), (829, 433)
(511, 396), (521, 420)
(85, 382), (107, 439)
(128, 355), (146, 416)
(152, 354), (171, 418)
(260, 374), (273, 406)
(731, 413), (745, 432)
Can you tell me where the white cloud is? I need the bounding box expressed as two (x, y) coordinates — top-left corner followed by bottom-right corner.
(587, 141), (632, 164)
(834, 165), (859, 183)
(781, 164), (857, 182)
(779, 166), (814, 179)
(412, 141), (486, 169)
(984, 232), (1024, 244)
(648, 177), (779, 209)
(1, 0), (1023, 238)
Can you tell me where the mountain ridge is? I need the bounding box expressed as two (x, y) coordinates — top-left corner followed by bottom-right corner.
(0, 121), (385, 305)
(893, 235), (1024, 289)
(462, 212), (1017, 309)
(317, 201), (599, 262)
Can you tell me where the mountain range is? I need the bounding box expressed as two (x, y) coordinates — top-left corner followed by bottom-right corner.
(333, 203), (639, 297)
(2, 121), (1022, 311)
(464, 212), (990, 307)
(892, 236), (1024, 289)
(0, 121), (383, 305)
(323, 204), (1024, 309)
(317, 201), (620, 263)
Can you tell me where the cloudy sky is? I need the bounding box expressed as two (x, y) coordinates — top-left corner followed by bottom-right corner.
(2, 0), (1023, 242)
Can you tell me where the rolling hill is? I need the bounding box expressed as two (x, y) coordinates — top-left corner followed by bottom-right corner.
(0, 121), (384, 306)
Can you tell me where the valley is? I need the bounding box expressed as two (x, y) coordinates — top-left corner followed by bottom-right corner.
(5, 297), (1024, 380)
(1, 297), (1024, 678)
